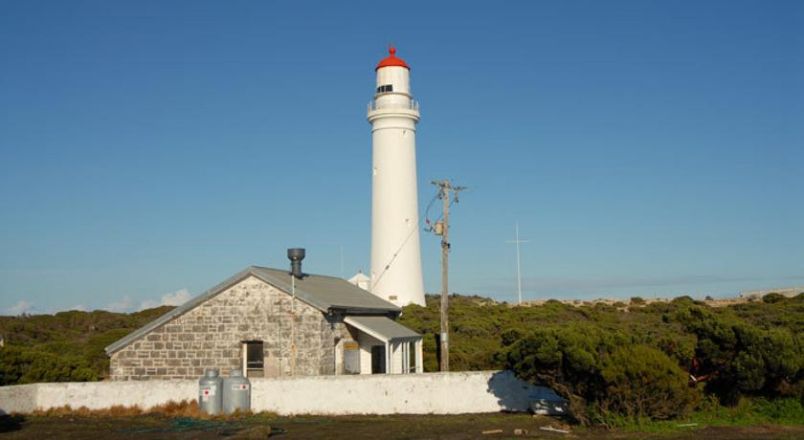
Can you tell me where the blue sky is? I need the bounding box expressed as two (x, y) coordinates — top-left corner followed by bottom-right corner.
(1, 0), (802, 313)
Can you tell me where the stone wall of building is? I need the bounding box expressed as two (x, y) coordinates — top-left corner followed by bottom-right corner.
(110, 275), (351, 380)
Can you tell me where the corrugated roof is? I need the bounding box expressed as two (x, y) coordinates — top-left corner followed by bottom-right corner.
(250, 267), (400, 313)
(344, 315), (421, 342)
(105, 266), (401, 355)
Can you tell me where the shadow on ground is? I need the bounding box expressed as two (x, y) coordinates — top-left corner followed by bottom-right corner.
(0, 415), (25, 433)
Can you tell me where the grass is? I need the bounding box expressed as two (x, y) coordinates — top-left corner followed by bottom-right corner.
(4, 411), (803, 439)
(594, 397), (804, 433)
(25, 396), (804, 431)
(30, 399), (266, 420)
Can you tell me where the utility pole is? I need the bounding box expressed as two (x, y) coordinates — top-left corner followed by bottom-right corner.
(430, 179), (466, 372)
(506, 222), (529, 305)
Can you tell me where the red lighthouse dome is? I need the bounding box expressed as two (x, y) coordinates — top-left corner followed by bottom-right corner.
(376, 47), (409, 70)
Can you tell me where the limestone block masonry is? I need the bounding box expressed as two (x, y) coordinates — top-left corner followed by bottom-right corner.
(110, 276), (351, 380)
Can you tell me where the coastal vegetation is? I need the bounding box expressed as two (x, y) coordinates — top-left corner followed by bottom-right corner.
(0, 306), (172, 384)
(400, 293), (803, 425)
(1, 292), (801, 425)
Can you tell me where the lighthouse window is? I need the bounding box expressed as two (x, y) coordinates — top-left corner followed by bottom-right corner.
(376, 84), (393, 93)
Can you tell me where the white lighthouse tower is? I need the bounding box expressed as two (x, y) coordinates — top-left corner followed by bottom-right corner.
(368, 47), (426, 307)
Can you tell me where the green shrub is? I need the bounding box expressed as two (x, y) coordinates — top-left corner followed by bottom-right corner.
(599, 345), (698, 419)
(672, 304), (803, 404)
(762, 293), (786, 304)
(504, 327), (697, 423)
(0, 346), (97, 384)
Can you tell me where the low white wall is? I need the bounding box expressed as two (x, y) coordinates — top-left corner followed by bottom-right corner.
(249, 371), (557, 415)
(0, 380), (196, 415)
(0, 383), (38, 414)
(0, 371), (562, 416)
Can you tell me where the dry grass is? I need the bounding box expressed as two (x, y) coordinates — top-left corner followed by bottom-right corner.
(149, 399), (208, 418)
(30, 399), (254, 419)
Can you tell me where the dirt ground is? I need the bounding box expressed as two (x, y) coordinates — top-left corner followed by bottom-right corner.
(1, 413), (803, 440)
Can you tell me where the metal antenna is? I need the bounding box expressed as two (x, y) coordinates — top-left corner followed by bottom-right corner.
(506, 222), (529, 305)
(429, 179), (467, 372)
(339, 245), (344, 278)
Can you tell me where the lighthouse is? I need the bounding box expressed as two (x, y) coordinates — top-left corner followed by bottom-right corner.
(368, 47), (426, 307)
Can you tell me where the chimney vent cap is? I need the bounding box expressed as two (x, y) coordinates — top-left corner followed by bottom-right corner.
(287, 248), (306, 278)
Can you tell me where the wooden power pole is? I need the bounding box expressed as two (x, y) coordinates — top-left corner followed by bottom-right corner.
(430, 179), (466, 372)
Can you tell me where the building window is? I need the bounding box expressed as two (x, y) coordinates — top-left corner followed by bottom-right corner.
(242, 341), (264, 378)
(342, 340), (360, 374)
(376, 84), (393, 93)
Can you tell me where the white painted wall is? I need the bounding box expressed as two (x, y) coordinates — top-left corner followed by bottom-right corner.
(0, 371), (564, 416)
(0, 380), (197, 415)
(0, 384), (38, 414)
(247, 370), (552, 415)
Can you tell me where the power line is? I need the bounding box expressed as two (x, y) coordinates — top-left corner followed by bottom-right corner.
(371, 223), (418, 290)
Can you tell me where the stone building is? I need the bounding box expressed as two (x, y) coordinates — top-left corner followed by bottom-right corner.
(105, 266), (423, 380)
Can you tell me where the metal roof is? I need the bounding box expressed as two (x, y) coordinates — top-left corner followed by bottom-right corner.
(376, 47), (410, 70)
(105, 266), (401, 355)
(344, 315), (421, 342)
(249, 267), (400, 313)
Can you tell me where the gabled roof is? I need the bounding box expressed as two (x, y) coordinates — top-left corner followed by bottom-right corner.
(250, 266), (403, 313)
(105, 265), (401, 355)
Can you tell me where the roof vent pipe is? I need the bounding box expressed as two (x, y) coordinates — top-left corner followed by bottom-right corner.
(287, 248), (306, 279)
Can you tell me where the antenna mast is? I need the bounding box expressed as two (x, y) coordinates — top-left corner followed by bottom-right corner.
(506, 222), (529, 305)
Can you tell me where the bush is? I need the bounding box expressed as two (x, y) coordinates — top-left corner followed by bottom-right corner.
(673, 304), (803, 404)
(630, 297), (646, 305)
(401, 293), (802, 422)
(762, 293), (786, 304)
(598, 345), (698, 420)
(503, 325), (696, 423)
(0, 346), (97, 384)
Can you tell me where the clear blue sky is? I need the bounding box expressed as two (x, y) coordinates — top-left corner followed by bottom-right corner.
(1, 0), (802, 313)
